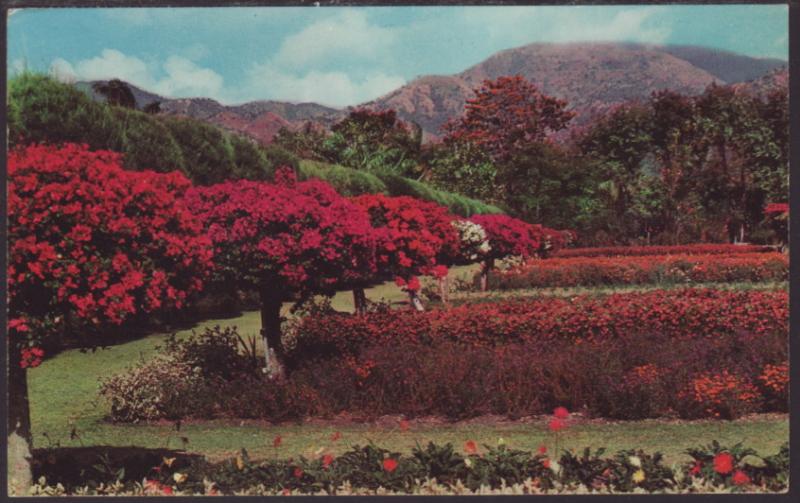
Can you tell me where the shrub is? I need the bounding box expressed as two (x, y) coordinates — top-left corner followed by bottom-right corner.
(553, 244), (776, 259)
(111, 107), (187, 174)
(162, 116), (237, 186)
(298, 160), (387, 196)
(290, 289), (787, 359)
(488, 253), (788, 289)
(8, 73), (121, 150)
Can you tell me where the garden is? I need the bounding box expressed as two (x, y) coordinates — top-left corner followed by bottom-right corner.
(6, 69), (789, 496)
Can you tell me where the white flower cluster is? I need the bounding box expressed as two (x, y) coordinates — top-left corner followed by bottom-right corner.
(452, 220), (491, 261)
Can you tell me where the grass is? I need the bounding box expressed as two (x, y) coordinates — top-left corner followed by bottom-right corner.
(27, 274), (788, 467)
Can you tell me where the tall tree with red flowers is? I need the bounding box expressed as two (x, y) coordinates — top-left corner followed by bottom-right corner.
(184, 169), (377, 368)
(350, 194), (459, 311)
(7, 143), (213, 492)
(442, 75), (574, 166)
(468, 214), (544, 290)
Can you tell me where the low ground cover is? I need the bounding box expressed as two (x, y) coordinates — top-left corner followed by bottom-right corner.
(552, 244), (777, 258)
(487, 252), (787, 290)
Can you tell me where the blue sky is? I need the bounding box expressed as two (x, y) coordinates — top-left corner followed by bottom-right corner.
(8, 5), (789, 107)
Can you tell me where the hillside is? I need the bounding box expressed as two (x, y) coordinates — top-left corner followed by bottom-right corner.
(80, 42), (786, 143)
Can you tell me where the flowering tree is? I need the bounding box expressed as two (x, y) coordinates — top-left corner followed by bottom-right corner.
(184, 170), (377, 369)
(764, 203), (788, 248)
(468, 214), (543, 290)
(7, 143), (213, 492)
(350, 194), (459, 311)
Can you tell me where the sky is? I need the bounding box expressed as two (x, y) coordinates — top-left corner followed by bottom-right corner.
(7, 4), (789, 108)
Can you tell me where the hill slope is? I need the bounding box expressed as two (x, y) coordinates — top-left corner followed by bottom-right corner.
(80, 42), (786, 142)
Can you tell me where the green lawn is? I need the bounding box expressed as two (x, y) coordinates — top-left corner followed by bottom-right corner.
(27, 275), (788, 466)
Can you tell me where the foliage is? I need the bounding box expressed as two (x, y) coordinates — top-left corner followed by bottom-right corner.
(489, 252), (787, 289)
(290, 288), (787, 358)
(298, 159), (388, 196)
(110, 107), (187, 174)
(161, 116), (237, 186)
(7, 143), (213, 359)
(24, 441), (790, 495)
(554, 243), (776, 258)
(468, 214), (543, 263)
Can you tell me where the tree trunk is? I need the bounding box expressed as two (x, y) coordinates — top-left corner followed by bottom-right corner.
(352, 287), (367, 314)
(259, 288), (285, 378)
(438, 275), (449, 305)
(409, 291), (425, 312)
(8, 356), (33, 495)
(480, 258), (494, 292)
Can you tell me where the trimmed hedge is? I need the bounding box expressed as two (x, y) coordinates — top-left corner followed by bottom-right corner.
(553, 244), (777, 258)
(488, 253), (788, 290)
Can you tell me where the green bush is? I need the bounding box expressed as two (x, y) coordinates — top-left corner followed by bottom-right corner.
(228, 134), (272, 180)
(111, 108), (186, 174)
(161, 117), (237, 185)
(377, 171), (504, 216)
(8, 72), (121, 150)
(298, 160), (388, 196)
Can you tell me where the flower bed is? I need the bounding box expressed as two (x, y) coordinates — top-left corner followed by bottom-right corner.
(487, 253), (787, 290)
(553, 244), (775, 258)
(24, 440), (789, 495)
(290, 289), (787, 358)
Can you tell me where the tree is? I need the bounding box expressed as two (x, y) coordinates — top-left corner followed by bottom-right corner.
(468, 214), (543, 290)
(350, 194), (459, 311)
(92, 79), (137, 109)
(442, 75), (574, 165)
(7, 143), (213, 493)
(184, 171), (377, 371)
(162, 116), (237, 186)
(324, 108), (422, 177)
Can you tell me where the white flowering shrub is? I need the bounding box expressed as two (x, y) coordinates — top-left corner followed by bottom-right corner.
(452, 219), (491, 263)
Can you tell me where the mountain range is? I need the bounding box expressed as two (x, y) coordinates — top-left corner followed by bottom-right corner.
(79, 42), (787, 144)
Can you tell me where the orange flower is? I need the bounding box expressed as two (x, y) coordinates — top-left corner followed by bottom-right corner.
(549, 418), (566, 432)
(713, 452), (734, 475)
(464, 440), (478, 454)
(383, 458), (398, 473)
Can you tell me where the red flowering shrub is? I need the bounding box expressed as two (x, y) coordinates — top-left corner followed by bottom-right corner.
(184, 174), (377, 365)
(682, 370), (761, 419)
(350, 193), (458, 280)
(290, 288), (787, 359)
(468, 214), (543, 262)
(553, 243), (775, 259)
(490, 253), (787, 289)
(763, 203), (788, 215)
(756, 362), (788, 411)
(8, 143), (213, 360)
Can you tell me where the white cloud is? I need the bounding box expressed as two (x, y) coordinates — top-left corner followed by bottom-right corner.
(460, 6), (672, 47)
(240, 63), (404, 107)
(273, 10), (399, 70)
(49, 49), (224, 99)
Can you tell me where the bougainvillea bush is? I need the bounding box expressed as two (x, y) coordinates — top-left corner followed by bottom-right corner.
(8, 143), (213, 360)
(24, 440), (789, 495)
(183, 171), (378, 367)
(553, 243), (775, 259)
(488, 253), (787, 290)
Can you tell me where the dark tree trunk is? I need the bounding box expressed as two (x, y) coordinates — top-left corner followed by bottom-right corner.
(352, 287), (368, 314)
(8, 355), (33, 494)
(480, 258), (495, 292)
(259, 288), (285, 377)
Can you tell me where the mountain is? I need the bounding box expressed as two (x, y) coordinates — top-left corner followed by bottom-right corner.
(365, 43), (787, 138)
(79, 42), (786, 143)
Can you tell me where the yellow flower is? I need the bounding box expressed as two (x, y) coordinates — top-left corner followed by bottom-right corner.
(632, 469), (646, 484)
(173, 472), (187, 484)
(163, 457), (176, 467)
(497, 437), (506, 446)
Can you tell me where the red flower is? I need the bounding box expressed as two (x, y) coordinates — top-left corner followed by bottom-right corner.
(432, 265), (449, 279)
(690, 461), (703, 475)
(383, 458), (398, 473)
(553, 406), (569, 419)
(406, 276), (421, 292)
(548, 418), (566, 432)
(399, 419), (410, 431)
(293, 467), (304, 478)
(330, 431), (342, 442)
(162, 486), (173, 495)
(273, 435), (283, 448)
(395, 277), (407, 287)
(322, 454), (334, 469)
(464, 440), (478, 454)
(713, 452), (734, 475)
(543, 459), (551, 469)
(732, 470), (750, 486)
(538, 445), (547, 455)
